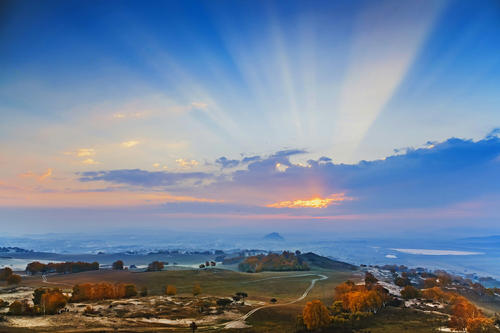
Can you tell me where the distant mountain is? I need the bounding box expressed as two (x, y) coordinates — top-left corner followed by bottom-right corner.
(299, 252), (357, 271)
(263, 232), (284, 241)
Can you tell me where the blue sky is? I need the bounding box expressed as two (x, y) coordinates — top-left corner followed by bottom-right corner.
(1, 0), (499, 234)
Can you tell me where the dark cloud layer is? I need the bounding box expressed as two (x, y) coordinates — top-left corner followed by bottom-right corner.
(78, 169), (211, 187)
(78, 135), (500, 214)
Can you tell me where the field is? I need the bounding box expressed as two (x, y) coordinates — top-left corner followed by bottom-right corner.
(2, 266), (495, 332)
(1, 267), (358, 332)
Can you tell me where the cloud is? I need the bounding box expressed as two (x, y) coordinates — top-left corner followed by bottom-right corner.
(20, 168), (53, 182)
(77, 148), (95, 157)
(121, 140), (140, 148)
(267, 193), (351, 208)
(215, 157), (239, 169)
(241, 155), (261, 164)
(191, 102), (208, 109)
(82, 158), (99, 165)
(201, 134), (500, 211)
(78, 169), (211, 187)
(176, 158), (198, 168)
(75, 133), (500, 217)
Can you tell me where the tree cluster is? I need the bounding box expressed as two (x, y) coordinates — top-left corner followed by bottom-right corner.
(70, 282), (137, 302)
(25, 261), (99, 275)
(0, 267), (21, 285)
(238, 251), (309, 273)
(147, 261), (164, 271)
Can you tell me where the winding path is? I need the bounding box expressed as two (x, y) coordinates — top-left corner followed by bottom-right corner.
(224, 273), (328, 329)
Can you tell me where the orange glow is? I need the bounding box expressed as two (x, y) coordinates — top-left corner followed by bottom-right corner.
(267, 193), (350, 208)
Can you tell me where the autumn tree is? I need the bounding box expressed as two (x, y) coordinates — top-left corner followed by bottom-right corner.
(449, 297), (483, 331)
(7, 274), (21, 285)
(302, 299), (331, 331)
(401, 285), (421, 300)
(364, 272), (378, 287)
(112, 260), (124, 270)
(466, 317), (495, 333)
(216, 298), (232, 309)
(0, 267), (13, 280)
(192, 284), (202, 296)
(124, 284), (137, 297)
(166, 285), (177, 296)
(41, 290), (67, 314)
(147, 261), (164, 271)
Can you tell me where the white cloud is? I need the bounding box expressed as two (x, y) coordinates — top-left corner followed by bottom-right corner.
(121, 140), (140, 148)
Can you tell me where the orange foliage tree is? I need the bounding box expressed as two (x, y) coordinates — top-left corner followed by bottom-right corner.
(449, 296), (494, 332)
(166, 285), (177, 296)
(70, 282), (137, 302)
(302, 299), (330, 331)
(192, 284), (202, 296)
(40, 290), (67, 314)
(334, 281), (389, 314)
(7, 274), (21, 285)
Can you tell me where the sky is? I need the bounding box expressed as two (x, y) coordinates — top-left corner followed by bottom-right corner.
(1, 0), (500, 235)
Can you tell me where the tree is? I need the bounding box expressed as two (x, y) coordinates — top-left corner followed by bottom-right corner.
(401, 285), (421, 300)
(449, 297), (482, 331)
(0, 267), (13, 280)
(7, 274), (21, 285)
(192, 284), (202, 296)
(112, 260), (124, 270)
(302, 299), (330, 331)
(424, 278), (437, 288)
(365, 272), (378, 286)
(190, 321), (197, 332)
(235, 292), (248, 304)
(124, 284), (137, 297)
(166, 285), (177, 296)
(147, 261), (164, 271)
(41, 290), (67, 314)
(394, 276), (411, 287)
(467, 317), (494, 333)
(8, 301), (24, 315)
(216, 298), (232, 309)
